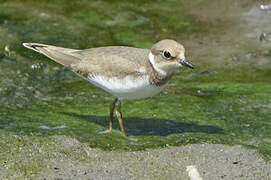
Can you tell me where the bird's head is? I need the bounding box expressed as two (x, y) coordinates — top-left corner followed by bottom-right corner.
(149, 39), (194, 75)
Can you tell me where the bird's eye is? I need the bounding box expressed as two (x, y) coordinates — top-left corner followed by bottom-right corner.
(163, 51), (171, 59)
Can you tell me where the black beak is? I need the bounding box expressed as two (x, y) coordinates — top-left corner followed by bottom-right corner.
(180, 59), (194, 69)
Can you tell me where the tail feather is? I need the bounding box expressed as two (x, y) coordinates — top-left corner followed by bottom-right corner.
(22, 43), (82, 66)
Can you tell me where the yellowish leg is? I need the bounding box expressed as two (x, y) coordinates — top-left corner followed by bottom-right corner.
(116, 101), (127, 137)
(109, 98), (118, 132)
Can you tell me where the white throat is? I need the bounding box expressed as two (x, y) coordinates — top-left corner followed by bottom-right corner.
(148, 52), (167, 75)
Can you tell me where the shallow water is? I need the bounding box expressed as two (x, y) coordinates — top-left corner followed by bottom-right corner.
(0, 0), (270, 160)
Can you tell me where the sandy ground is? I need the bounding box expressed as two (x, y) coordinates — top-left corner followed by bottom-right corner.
(45, 142), (271, 180)
(2, 135), (269, 180)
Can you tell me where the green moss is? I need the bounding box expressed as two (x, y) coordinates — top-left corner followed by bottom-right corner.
(0, 0), (271, 171)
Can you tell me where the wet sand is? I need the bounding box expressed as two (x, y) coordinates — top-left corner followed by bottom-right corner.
(1, 135), (270, 179)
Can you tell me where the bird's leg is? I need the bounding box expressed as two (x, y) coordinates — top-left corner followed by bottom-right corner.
(116, 101), (127, 137)
(109, 98), (118, 132)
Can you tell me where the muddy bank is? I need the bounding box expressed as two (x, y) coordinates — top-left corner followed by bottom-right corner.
(1, 134), (270, 179)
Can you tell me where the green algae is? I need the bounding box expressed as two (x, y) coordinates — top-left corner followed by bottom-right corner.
(0, 0), (271, 170)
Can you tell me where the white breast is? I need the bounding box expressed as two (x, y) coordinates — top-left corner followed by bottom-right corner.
(87, 74), (167, 100)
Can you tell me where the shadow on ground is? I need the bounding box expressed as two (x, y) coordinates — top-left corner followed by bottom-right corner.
(63, 112), (223, 136)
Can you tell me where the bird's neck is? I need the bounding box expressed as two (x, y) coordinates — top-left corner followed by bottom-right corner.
(147, 53), (173, 86)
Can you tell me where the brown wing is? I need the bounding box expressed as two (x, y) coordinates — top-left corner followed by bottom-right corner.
(71, 46), (150, 78)
(23, 43), (150, 78)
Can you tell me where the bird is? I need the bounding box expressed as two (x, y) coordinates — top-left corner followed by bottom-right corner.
(23, 39), (194, 137)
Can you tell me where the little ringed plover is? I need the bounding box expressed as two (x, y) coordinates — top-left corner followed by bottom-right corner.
(23, 39), (194, 137)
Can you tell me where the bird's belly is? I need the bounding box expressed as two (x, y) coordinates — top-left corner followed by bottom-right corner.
(87, 75), (167, 100)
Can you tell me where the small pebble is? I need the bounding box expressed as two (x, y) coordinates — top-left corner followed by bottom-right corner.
(4, 45), (10, 57)
(260, 4), (271, 11)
